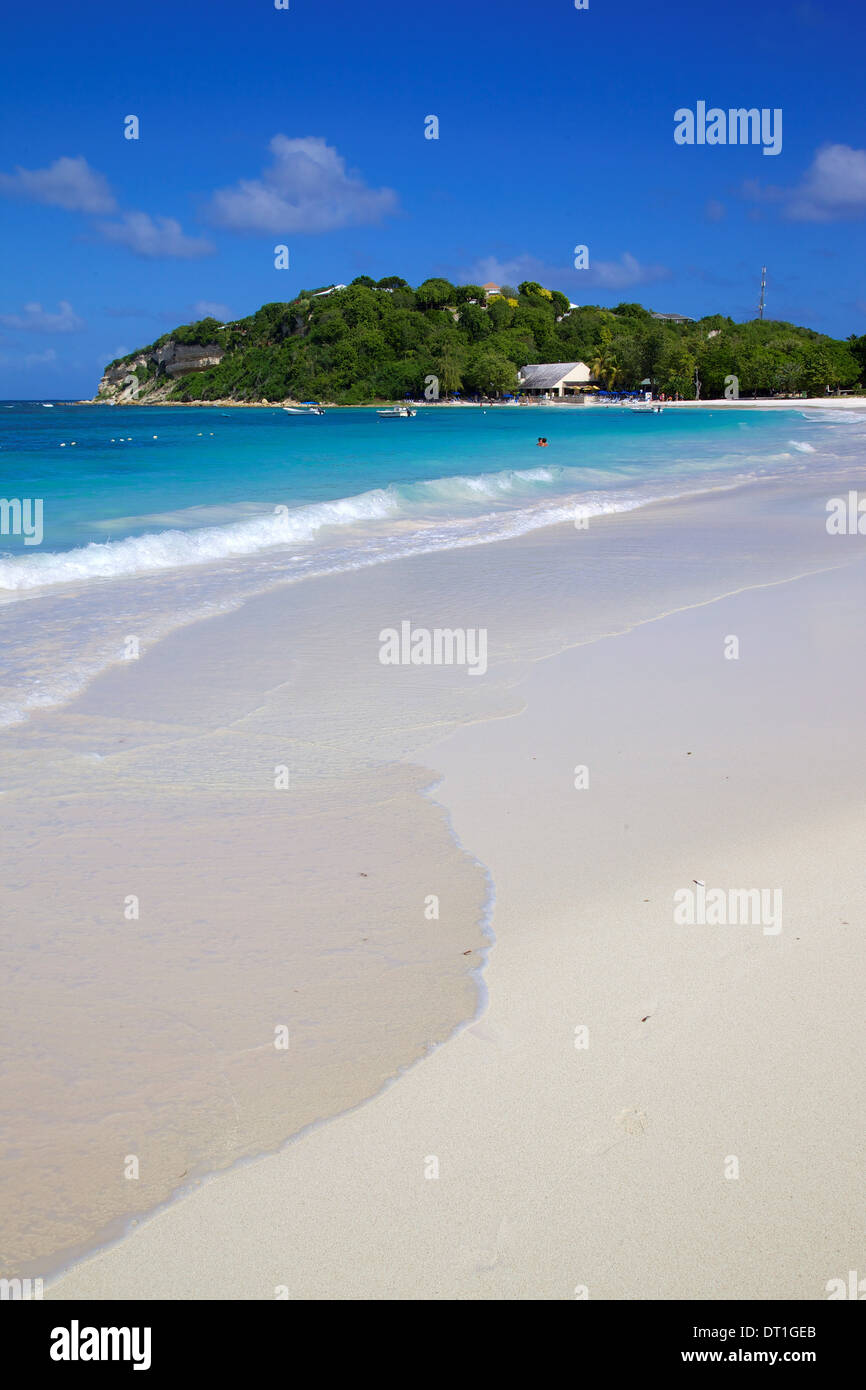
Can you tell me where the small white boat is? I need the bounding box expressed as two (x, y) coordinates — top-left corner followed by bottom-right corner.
(41, 402), (54, 408)
(377, 406), (416, 418)
(629, 403), (664, 414)
(283, 405), (325, 415)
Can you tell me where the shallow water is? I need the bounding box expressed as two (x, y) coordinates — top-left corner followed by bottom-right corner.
(0, 404), (859, 726)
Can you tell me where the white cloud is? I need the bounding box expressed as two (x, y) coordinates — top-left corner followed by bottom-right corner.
(208, 135), (398, 233)
(462, 251), (671, 292)
(0, 152), (220, 260)
(24, 348), (57, 366)
(0, 155), (117, 214)
(586, 252), (672, 289)
(0, 301), (84, 332)
(788, 144), (866, 220)
(97, 212), (215, 259)
(461, 254), (546, 287)
(744, 144), (866, 222)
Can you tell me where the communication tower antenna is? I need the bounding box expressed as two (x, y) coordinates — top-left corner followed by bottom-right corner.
(758, 266), (767, 320)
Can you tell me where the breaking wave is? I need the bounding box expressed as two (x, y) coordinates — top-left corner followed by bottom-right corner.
(0, 464), (663, 593)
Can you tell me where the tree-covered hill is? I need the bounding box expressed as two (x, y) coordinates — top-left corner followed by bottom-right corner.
(99, 276), (864, 404)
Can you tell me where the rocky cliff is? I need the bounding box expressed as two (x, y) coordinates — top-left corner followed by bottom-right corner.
(96, 340), (226, 402)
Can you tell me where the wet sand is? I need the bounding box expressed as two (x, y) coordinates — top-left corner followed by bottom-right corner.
(27, 467), (866, 1298)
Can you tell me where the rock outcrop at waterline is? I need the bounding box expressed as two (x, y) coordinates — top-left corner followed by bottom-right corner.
(96, 340), (226, 402)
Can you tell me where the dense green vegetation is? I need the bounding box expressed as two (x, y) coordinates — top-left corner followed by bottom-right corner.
(105, 276), (864, 403)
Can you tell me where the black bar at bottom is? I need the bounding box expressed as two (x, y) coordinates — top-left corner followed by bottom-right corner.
(6, 1297), (861, 1374)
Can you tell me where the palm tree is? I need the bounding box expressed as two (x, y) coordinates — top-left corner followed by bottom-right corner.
(591, 329), (620, 390)
(591, 348), (620, 390)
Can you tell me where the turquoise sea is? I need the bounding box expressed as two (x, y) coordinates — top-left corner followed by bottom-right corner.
(0, 400), (861, 724)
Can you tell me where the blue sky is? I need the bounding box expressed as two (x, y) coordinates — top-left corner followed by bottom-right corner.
(0, 0), (864, 398)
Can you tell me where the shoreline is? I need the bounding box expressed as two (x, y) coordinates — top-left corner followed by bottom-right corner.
(70, 396), (866, 410)
(38, 466), (866, 1299)
(4, 401), (852, 736)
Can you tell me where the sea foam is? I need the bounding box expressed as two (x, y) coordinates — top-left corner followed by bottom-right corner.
(0, 466), (634, 593)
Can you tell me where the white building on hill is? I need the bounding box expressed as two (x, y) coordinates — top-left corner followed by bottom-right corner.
(518, 362), (592, 397)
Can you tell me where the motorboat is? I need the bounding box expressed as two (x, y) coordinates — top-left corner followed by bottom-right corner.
(377, 406), (416, 418)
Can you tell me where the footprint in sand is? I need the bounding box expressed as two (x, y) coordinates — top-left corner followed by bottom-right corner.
(575, 1106), (650, 1156)
(617, 1106), (649, 1137)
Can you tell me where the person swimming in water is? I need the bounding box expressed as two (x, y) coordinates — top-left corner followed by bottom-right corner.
(537, 437), (548, 447)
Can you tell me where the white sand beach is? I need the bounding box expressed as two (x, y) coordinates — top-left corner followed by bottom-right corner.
(38, 469), (866, 1301)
